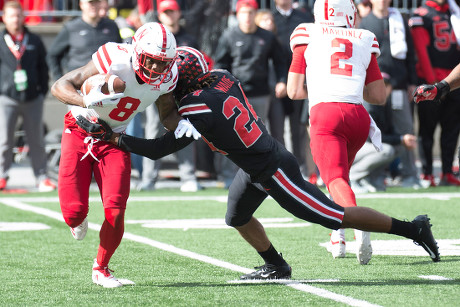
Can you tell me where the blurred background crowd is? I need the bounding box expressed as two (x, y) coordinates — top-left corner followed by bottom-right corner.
(0, 0), (459, 192)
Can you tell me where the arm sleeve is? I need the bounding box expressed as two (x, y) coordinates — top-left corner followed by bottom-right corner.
(365, 54), (383, 85)
(46, 26), (70, 81)
(289, 45), (307, 74)
(118, 131), (194, 160)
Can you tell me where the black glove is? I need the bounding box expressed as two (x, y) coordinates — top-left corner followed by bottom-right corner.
(413, 80), (450, 103)
(76, 115), (113, 141)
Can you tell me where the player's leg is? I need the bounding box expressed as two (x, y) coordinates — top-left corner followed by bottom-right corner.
(263, 149), (440, 262)
(0, 96), (19, 189)
(58, 127), (92, 239)
(92, 144), (131, 288)
(225, 169), (291, 280)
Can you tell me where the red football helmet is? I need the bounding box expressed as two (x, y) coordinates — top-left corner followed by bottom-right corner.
(174, 46), (209, 99)
(132, 22), (177, 85)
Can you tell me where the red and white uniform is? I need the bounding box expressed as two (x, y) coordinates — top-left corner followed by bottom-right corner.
(60, 42), (178, 226)
(71, 42), (178, 133)
(289, 23), (382, 187)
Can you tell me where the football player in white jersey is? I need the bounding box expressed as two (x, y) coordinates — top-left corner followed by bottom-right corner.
(287, 0), (386, 265)
(50, 22), (199, 288)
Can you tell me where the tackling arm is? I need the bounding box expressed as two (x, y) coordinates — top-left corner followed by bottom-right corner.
(155, 92), (183, 131)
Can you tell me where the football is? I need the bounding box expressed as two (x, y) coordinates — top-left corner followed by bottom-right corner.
(80, 73), (126, 96)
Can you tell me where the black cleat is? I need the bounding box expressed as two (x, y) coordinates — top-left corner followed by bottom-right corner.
(240, 263), (292, 280)
(412, 215), (440, 262)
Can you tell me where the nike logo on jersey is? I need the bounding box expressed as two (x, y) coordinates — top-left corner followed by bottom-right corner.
(235, 41), (243, 47)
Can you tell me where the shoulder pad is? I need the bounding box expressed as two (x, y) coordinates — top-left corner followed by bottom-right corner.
(290, 23), (312, 52)
(92, 42), (131, 74)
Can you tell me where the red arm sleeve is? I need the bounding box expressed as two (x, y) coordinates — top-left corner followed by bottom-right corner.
(411, 27), (436, 83)
(365, 54), (383, 85)
(289, 45), (307, 74)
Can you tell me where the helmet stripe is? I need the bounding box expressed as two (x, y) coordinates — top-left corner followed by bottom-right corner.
(324, 0), (329, 20)
(158, 23), (167, 52)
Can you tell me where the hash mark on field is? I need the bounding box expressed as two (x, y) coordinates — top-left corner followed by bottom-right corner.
(1, 199), (380, 307)
(419, 275), (453, 281)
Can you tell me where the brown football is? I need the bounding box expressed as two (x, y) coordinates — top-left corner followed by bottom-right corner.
(80, 73), (126, 96)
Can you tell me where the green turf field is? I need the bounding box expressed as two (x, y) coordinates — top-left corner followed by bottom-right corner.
(1, 187), (459, 306)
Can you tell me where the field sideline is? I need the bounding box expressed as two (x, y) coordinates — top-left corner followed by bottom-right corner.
(1, 188), (459, 306)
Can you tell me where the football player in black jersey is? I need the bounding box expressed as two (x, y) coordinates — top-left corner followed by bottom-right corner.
(77, 47), (440, 280)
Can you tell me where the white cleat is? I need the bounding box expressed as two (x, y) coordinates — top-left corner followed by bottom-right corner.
(92, 259), (123, 288)
(355, 230), (372, 265)
(70, 217), (88, 240)
(328, 229), (346, 258)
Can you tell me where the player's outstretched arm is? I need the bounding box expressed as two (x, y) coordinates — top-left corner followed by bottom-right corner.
(364, 79), (386, 105)
(51, 60), (99, 108)
(413, 63), (460, 103)
(287, 71), (308, 100)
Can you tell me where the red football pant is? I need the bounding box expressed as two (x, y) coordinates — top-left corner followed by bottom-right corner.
(59, 115), (131, 265)
(309, 102), (370, 207)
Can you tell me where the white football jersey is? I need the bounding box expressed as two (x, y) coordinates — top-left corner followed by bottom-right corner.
(71, 42), (178, 133)
(290, 23), (380, 110)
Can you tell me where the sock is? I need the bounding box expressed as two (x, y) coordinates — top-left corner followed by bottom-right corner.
(96, 208), (125, 268)
(328, 178), (357, 207)
(258, 244), (287, 266)
(388, 218), (417, 240)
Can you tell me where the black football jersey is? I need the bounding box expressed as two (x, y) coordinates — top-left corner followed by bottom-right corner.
(410, 2), (460, 70)
(178, 70), (282, 182)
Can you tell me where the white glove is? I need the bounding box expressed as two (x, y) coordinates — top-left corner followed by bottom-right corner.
(83, 86), (124, 108)
(174, 119), (201, 140)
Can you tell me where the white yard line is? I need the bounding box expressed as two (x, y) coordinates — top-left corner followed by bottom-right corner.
(1, 198), (380, 307)
(9, 192), (460, 204)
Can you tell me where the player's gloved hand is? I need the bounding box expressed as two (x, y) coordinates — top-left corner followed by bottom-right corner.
(413, 80), (450, 103)
(174, 119), (201, 140)
(83, 86), (124, 108)
(76, 115), (113, 141)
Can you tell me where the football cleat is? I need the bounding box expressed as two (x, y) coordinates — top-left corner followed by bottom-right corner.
(70, 217), (88, 240)
(355, 230), (372, 265)
(439, 173), (460, 186)
(92, 259), (123, 288)
(0, 177), (7, 190)
(412, 215), (440, 262)
(240, 263), (292, 280)
(328, 229), (346, 258)
(38, 178), (56, 192)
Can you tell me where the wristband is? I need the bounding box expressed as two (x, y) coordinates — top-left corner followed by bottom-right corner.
(435, 80), (450, 100)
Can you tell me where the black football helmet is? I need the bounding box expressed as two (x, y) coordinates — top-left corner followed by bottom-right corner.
(174, 46), (209, 100)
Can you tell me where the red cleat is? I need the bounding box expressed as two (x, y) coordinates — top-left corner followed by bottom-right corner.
(0, 178), (7, 190)
(440, 173), (460, 186)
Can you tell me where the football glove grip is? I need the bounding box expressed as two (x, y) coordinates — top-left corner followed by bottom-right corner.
(76, 115), (113, 141)
(413, 80), (450, 103)
(174, 119), (201, 140)
(83, 86), (124, 108)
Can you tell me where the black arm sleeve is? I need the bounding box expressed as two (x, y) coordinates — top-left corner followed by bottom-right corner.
(118, 131), (194, 160)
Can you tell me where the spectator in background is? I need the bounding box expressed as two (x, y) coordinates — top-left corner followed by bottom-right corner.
(272, 0), (318, 184)
(409, 0), (460, 186)
(350, 85), (418, 193)
(214, 0), (287, 188)
(359, 0), (423, 189)
(255, 9), (285, 144)
(137, 0), (202, 192)
(47, 0), (122, 81)
(0, 1), (56, 192)
(355, 0), (372, 27)
(214, 0), (287, 122)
